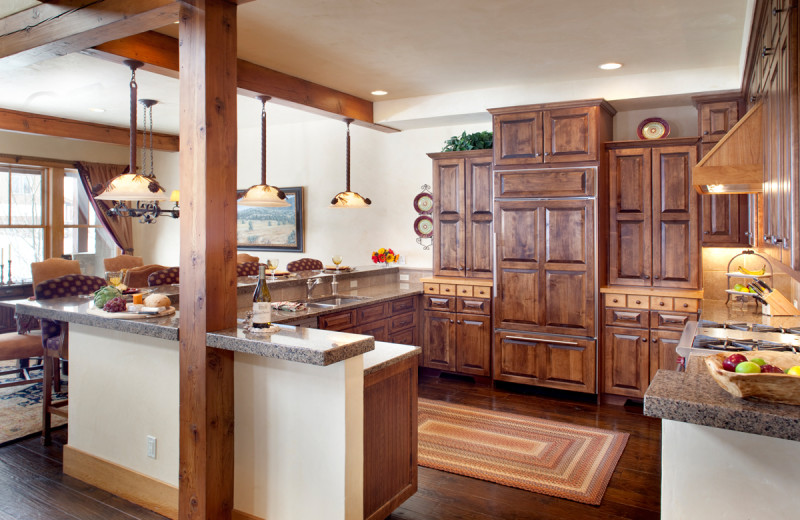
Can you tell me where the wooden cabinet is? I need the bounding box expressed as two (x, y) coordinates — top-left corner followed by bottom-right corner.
(421, 281), (492, 377)
(318, 296), (418, 346)
(427, 150), (493, 278)
(0, 284), (33, 333)
(494, 330), (596, 393)
(607, 138), (700, 289)
(601, 289), (700, 398)
(494, 198), (596, 337)
(490, 100), (614, 167)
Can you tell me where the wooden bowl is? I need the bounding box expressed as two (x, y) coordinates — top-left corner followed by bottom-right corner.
(705, 351), (800, 405)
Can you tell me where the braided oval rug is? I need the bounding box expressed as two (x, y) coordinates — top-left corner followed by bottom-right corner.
(418, 398), (629, 505)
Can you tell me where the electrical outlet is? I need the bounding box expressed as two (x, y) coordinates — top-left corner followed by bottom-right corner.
(146, 435), (157, 459)
(399, 274), (409, 281)
(350, 280), (358, 288)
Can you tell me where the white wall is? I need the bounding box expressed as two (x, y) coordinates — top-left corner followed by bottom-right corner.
(613, 105), (699, 140)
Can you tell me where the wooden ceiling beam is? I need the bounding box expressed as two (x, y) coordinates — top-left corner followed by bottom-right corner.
(0, 107), (180, 151)
(0, 0), (181, 69)
(85, 30), (383, 127)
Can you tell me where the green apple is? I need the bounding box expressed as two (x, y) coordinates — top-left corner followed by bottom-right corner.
(735, 361), (762, 374)
(750, 357), (766, 366)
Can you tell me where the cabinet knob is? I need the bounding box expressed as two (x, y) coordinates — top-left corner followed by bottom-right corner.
(544, 152), (549, 156)
(652, 338), (658, 343)
(703, 131), (709, 135)
(643, 275), (650, 280)
(762, 46), (773, 57)
(635, 300), (642, 305)
(654, 276), (660, 280)
(683, 303), (689, 308)
(659, 302), (665, 306)
(534, 153), (541, 157)
(704, 231), (709, 234)
(773, 7), (787, 15)
(457, 320), (461, 324)
(641, 337), (647, 342)
(612, 298), (619, 303)
(449, 319), (454, 323)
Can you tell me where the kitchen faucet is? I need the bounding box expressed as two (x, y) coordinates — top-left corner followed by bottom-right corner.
(306, 277), (321, 300)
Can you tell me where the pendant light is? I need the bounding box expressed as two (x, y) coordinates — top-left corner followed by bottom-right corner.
(238, 96), (289, 207)
(330, 118), (371, 208)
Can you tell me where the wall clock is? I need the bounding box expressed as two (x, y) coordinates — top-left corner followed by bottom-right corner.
(637, 118), (670, 139)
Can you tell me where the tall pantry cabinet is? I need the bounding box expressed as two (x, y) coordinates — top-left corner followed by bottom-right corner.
(490, 99), (615, 394)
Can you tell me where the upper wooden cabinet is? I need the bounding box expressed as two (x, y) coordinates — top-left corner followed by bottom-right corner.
(428, 150), (493, 278)
(607, 138), (700, 289)
(489, 100), (615, 168)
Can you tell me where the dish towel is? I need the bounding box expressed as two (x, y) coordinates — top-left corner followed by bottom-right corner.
(271, 301), (307, 312)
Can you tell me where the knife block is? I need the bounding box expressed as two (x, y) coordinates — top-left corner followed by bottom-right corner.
(761, 288), (800, 316)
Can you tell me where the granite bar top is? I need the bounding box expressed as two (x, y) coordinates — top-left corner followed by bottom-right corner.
(363, 342), (420, 376)
(206, 324), (375, 366)
(644, 355), (800, 442)
(701, 299), (800, 329)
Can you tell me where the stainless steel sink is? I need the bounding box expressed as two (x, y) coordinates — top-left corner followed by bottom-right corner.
(304, 296), (370, 308)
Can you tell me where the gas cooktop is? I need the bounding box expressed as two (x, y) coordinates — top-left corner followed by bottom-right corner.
(676, 320), (800, 360)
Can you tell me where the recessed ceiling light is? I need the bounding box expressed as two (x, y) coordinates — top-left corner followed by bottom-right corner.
(89, 107), (105, 113)
(599, 62), (622, 70)
(371, 90), (388, 96)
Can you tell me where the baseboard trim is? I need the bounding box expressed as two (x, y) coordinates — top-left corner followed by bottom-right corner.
(63, 445), (263, 520)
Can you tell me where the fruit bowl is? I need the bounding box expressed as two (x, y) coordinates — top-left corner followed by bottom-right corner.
(705, 351), (800, 405)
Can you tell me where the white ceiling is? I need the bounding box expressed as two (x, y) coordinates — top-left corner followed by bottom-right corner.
(0, 0), (752, 133)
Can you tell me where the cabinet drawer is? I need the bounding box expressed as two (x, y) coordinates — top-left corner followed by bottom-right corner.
(604, 308), (648, 328)
(439, 284), (456, 296)
(424, 295), (455, 311)
(626, 295), (649, 309)
(390, 296), (416, 314)
(353, 319), (389, 342)
(650, 311), (697, 331)
(605, 294), (626, 308)
(389, 328), (416, 346)
(390, 311), (417, 333)
(457, 296), (490, 315)
(318, 310), (355, 331)
(474, 286), (492, 298)
(650, 296), (673, 311)
(494, 168), (596, 198)
(673, 298), (699, 312)
(457, 285), (473, 297)
(357, 302), (388, 325)
(423, 283), (439, 295)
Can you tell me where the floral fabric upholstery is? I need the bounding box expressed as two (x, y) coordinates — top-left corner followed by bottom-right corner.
(34, 274), (105, 355)
(286, 258), (323, 272)
(148, 267), (180, 286)
(237, 262), (264, 277)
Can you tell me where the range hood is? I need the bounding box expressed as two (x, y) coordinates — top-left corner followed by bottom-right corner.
(693, 101), (763, 194)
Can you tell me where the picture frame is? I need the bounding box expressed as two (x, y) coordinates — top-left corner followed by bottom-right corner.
(236, 186), (304, 252)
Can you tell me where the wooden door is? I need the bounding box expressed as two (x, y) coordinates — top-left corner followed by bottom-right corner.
(543, 106), (597, 163)
(432, 158), (466, 277)
(701, 194), (747, 245)
(700, 101), (740, 143)
(603, 326), (649, 398)
(649, 329), (682, 383)
(456, 314), (491, 376)
(608, 148), (652, 286)
(492, 110), (544, 166)
(422, 311), (456, 371)
(775, 29), (794, 269)
(540, 336), (596, 393)
(651, 145), (699, 288)
(494, 200), (543, 331)
(464, 154), (493, 278)
(493, 331), (544, 384)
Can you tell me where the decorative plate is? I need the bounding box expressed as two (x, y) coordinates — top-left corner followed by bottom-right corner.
(637, 118), (670, 139)
(413, 192), (434, 214)
(414, 215), (434, 238)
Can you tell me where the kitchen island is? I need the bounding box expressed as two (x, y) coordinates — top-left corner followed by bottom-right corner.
(14, 276), (421, 520)
(645, 355), (800, 520)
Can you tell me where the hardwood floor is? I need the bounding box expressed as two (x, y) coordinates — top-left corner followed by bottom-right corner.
(0, 372), (661, 519)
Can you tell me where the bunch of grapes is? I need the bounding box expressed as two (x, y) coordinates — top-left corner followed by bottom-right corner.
(103, 296), (127, 313)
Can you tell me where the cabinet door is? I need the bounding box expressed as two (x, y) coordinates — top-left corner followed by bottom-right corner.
(422, 311), (456, 371)
(432, 158), (466, 277)
(701, 194), (747, 245)
(603, 326), (650, 398)
(700, 101), (740, 143)
(649, 329), (682, 383)
(608, 148), (652, 286)
(354, 319), (389, 343)
(651, 145), (700, 288)
(495, 200), (595, 336)
(493, 110), (544, 166)
(456, 314), (491, 376)
(543, 106), (597, 163)
(464, 155), (494, 278)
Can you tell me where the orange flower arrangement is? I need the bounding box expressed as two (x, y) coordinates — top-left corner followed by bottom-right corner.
(371, 247), (398, 264)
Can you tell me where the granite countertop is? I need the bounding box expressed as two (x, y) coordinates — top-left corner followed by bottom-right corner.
(700, 299), (800, 329)
(363, 342), (420, 376)
(644, 356), (800, 442)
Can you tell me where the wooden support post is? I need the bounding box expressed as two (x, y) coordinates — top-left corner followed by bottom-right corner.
(177, 0), (238, 518)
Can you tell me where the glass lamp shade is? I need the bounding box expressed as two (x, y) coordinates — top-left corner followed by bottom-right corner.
(95, 173), (168, 201)
(330, 190), (372, 208)
(170, 190), (180, 202)
(238, 184), (290, 207)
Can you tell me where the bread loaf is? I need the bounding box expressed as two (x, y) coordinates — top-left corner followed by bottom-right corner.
(144, 294), (171, 308)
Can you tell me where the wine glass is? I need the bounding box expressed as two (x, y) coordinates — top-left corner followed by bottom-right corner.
(105, 271), (122, 287)
(332, 255), (343, 270)
(266, 258), (279, 280)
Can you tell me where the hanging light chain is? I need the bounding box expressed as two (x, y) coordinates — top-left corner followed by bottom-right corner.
(148, 104), (154, 177)
(345, 118), (352, 192)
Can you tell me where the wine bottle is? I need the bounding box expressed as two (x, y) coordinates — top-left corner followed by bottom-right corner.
(252, 264), (272, 328)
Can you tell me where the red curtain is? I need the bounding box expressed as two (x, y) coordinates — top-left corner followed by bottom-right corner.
(74, 161), (135, 254)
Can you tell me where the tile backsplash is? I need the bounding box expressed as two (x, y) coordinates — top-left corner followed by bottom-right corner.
(702, 247), (793, 302)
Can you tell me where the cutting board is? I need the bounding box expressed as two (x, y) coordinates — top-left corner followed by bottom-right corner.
(87, 306), (176, 319)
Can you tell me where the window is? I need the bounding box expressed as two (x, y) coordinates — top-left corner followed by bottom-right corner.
(0, 163), (116, 283)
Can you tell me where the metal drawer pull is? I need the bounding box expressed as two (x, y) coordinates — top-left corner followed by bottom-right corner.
(505, 336), (578, 346)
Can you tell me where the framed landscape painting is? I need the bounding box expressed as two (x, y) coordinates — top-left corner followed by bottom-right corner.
(236, 186), (304, 252)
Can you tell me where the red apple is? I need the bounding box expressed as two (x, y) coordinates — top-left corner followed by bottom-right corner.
(722, 353), (748, 372)
(761, 364), (784, 374)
